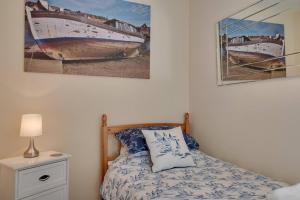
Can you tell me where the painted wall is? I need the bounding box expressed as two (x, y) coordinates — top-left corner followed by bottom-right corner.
(189, 0), (300, 184)
(0, 0), (189, 199)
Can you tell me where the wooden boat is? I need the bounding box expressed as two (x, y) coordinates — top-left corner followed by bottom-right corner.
(226, 36), (285, 69)
(25, 0), (145, 61)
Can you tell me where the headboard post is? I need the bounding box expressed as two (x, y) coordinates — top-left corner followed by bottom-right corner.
(101, 114), (108, 182)
(184, 113), (190, 134)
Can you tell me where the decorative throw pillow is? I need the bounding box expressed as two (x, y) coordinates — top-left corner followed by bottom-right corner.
(184, 134), (200, 150)
(142, 127), (196, 172)
(116, 126), (200, 155)
(115, 126), (174, 154)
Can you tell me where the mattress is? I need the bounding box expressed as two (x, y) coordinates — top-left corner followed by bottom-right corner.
(101, 150), (287, 200)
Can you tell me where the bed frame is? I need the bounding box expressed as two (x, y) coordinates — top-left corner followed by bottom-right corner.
(100, 113), (190, 182)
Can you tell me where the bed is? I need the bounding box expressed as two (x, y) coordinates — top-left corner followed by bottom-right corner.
(100, 113), (287, 200)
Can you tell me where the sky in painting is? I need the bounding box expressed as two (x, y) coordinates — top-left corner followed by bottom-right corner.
(219, 18), (284, 38)
(31, 0), (150, 26)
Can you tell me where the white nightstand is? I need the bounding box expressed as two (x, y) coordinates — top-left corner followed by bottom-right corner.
(0, 151), (71, 200)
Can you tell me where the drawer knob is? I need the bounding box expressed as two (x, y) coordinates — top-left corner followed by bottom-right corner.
(39, 175), (50, 182)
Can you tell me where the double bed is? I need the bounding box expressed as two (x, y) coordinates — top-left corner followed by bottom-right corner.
(100, 113), (287, 200)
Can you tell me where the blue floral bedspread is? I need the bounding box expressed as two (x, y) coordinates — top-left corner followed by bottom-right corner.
(101, 151), (287, 200)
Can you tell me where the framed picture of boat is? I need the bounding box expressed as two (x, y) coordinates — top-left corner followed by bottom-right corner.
(24, 0), (151, 79)
(217, 18), (286, 85)
(217, 0), (300, 85)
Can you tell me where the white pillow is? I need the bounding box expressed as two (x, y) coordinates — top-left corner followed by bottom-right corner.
(142, 127), (195, 172)
(268, 183), (300, 200)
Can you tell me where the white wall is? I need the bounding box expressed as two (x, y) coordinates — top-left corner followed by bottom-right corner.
(0, 0), (189, 199)
(189, 0), (300, 185)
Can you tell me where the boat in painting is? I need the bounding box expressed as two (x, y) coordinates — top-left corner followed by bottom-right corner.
(25, 0), (146, 61)
(225, 35), (285, 69)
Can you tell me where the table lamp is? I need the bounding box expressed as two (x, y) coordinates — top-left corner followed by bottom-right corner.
(20, 114), (43, 158)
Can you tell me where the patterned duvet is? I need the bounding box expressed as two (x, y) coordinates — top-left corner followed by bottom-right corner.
(101, 150), (287, 200)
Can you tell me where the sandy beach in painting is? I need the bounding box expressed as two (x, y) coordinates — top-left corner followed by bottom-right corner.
(221, 59), (286, 81)
(221, 50), (286, 81)
(24, 55), (150, 79)
(24, 43), (150, 78)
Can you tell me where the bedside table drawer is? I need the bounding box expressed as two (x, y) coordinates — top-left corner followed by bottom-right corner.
(17, 161), (67, 199)
(23, 186), (67, 200)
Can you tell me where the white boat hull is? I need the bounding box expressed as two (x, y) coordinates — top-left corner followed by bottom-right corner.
(25, 7), (145, 60)
(226, 42), (284, 58)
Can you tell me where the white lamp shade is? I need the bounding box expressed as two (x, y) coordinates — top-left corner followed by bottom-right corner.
(20, 114), (43, 137)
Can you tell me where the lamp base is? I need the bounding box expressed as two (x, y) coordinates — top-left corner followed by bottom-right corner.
(24, 137), (39, 158)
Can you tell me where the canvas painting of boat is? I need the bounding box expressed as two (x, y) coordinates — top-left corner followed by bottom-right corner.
(24, 0), (151, 78)
(218, 18), (286, 84)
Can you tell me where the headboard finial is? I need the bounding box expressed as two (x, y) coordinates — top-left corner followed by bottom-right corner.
(102, 114), (107, 127)
(185, 112), (189, 120)
(184, 112), (190, 134)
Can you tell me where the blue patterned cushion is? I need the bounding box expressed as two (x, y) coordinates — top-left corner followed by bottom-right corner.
(116, 126), (199, 154)
(183, 134), (200, 150)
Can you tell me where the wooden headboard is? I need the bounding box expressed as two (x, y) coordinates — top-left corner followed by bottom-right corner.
(100, 113), (190, 182)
